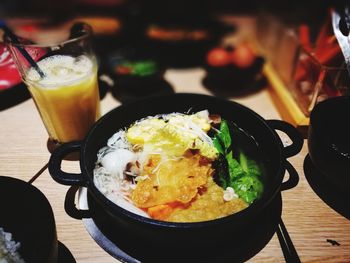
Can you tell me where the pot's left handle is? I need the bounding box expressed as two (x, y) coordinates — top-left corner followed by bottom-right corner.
(65, 186), (91, 219)
(267, 120), (304, 158)
(48, 141), (86, 186)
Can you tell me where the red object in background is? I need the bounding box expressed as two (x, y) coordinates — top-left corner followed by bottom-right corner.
(291, 12), (347, 116)
(298, 24), (312, 52)
(0, 43), (47, 91)
(295, 19), (343, 90)
(206, 48), (231, 67)
(230, 43), (256, 69)
(0, 43), (22, 90)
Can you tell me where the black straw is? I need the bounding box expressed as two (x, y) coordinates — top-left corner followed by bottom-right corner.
(1, 22), (45, 78)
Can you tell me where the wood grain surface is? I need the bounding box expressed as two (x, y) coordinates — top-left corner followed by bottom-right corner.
(0, 68), (349, 262)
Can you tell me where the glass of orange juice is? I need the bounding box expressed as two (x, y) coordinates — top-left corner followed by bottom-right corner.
(5, 23), (100, 146)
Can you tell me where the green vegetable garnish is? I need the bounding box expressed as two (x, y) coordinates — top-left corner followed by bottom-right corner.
(232, 174), (264, 204)
(226, 151), (245, 182)
(213, 136), (224, 155)
(239, 152), (261, 178)
(218, 120), (231, 150)
(212, 119), (264, 204)
(132, 61), (157, 76)
(116, 60), (158, 77)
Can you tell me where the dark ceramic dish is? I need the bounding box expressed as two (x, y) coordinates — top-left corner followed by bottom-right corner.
(111, 79), (174, 104)
(308, 95), (350, 191)
(106, 47), (173, 102)
(142, 19), (234, 68)
(304, 155), (350, 219)
(107, 48), (165, 85)
(0, 176), (76, 263)
(0, 83), (30, 111)
(49, 93), (303, 261)
(0, 176), (58, 263)
(202, 57), (266, 97)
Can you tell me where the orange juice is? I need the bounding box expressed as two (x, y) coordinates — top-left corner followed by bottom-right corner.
(25, 55), (100, 143)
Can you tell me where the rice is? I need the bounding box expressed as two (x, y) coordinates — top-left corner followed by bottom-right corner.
(0, 228), (25, 263)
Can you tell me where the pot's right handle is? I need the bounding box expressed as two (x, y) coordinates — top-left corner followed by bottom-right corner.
(48, 141), (86, 186)
(281, 160), (299, 191)
(267, 120), (304, 158)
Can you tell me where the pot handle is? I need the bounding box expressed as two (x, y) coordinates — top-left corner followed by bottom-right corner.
(65, 186), (91, 219)
(267, 120), (304, 158)
(281, 160), (299, 191)
(48, 141), (86, 186)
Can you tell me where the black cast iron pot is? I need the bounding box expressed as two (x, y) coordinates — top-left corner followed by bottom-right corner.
(49, 93), (303, 262)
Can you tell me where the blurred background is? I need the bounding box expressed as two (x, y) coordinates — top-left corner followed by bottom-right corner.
(1, 0), (349, 124)
(1, 0), (339, 74)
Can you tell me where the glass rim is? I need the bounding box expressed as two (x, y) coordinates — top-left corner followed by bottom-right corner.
(4, 22), (93, 48)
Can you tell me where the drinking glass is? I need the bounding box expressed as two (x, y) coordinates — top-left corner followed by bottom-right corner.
(290, 45), (350, 116)
(5, 23), (101, 147)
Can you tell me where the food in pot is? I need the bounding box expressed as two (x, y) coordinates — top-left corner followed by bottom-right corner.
(0, 227), (25, 263)
(93, 110), (264, 222)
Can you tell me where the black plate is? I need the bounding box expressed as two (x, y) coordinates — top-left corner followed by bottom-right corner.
(0, 176), (57, 263)
(140, 19), (234, 68)
(80, 187), (282, 263)
(103, 45), (172, 102)
(0, 77), (110, 111)
(303, 154), (350, 219)
(0, 83), (31, 111)
(110, 79), (174, 103)
(57, 241), (76, 263)
(202, 57), (266, 97)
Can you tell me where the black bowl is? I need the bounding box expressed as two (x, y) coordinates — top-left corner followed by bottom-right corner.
(308, 95), (350, 191)
(0, 176), (58, 263)
(142, 19), (234, 68)
(105, 47), (173, 100)
(202, 57), (266, 97)
(48, 93), (303, 261)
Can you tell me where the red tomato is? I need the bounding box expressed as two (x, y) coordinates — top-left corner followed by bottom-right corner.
(230, 44), (256, 68)
(206, 48), (231, 67)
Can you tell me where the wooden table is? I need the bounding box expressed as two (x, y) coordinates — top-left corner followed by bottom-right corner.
(1, 68), (349, 262)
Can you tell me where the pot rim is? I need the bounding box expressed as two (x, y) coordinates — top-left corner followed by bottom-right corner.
(82, 93), (286, 228)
